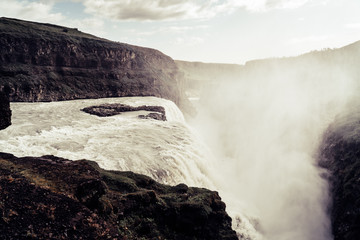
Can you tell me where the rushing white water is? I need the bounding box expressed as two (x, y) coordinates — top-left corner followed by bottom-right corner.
(0, 95), (261, 238)
(0, 97), (212, 187)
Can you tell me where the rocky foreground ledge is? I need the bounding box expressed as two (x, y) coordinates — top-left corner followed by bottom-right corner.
(318, 110), (360, 240)
(0, 153), (237, 240)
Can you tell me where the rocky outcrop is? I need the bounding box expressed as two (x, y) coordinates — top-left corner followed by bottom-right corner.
(82, 103), (166, 120)
(138, 112), (166, 121)
(0, 90), (11, 129)
(318, 111), (360, 240)
(0, 152), (238, 240)
(0, 17), (192, 114)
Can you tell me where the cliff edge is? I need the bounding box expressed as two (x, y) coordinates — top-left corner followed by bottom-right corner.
(0, 17), (191, 113)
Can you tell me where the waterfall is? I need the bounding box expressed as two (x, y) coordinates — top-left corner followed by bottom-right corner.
(189, 61), (360, 240)
(1, 79), (358, 239)
(0, 97), (212, 187)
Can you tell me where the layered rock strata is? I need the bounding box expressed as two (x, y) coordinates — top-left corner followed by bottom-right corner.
(0, 17), (191, 113)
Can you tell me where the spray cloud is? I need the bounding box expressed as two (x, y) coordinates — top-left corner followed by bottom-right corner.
(189, 49), (360, 239)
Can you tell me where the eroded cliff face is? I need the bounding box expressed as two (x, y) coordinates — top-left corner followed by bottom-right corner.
(0, 17), (190, 112)
(0, 153), (238, 240)
(318, 110), (360, 240)
(176, 41), (360, 101)
(0, 90), (11, 130)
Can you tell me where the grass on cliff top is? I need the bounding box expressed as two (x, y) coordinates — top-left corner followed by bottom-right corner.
(0, 17), (103, 41)
(0, 17), (165, 56)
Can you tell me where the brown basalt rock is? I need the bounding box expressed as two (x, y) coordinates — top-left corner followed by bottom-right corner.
(318, 112), (360, 240)
(82, 103), (167, 120)
(0, 152), (238, 240)
(0, 90), (11, 130)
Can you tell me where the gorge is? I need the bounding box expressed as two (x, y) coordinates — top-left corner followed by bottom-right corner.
(1, 17), (360, 240)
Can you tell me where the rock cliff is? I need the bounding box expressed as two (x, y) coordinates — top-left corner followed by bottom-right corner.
(318, 110), (360, 240)
(0, 90), (11, 130)
(0, 152), (238, 240)
(0, 17), (191, 113)
(176, 40), (360, 100)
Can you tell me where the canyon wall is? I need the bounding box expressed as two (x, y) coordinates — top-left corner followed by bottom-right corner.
(0, 17), (191, 113)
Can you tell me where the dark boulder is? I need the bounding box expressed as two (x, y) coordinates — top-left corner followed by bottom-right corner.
(82, 103), (167, 121)
(138, 112), (166, 121)
(0, 152), (238, 240)
(0, 90), (11, 129)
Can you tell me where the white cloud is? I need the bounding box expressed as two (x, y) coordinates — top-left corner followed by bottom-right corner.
(175, 36), (204, 46)
(0, 0), (64, 23)
(0, 0), (106, 38)
(0, 0), (321, 24)
(228, 0), (314, 12)
(345, 22), (360, 29)
(79, 0), (230, 21)
(165, 25), (209, 33)
(289, 35), (330, 44)
(73, 0), (322, 21)
(266, 0), (310, 9)
(67, 17), (105, 35)
(133, 25), (209, 37)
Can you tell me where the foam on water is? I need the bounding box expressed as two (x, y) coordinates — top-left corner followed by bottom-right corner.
(0, 96), (262, 239)
(0, 97), (209, 186)
(6, 91), (345, 240)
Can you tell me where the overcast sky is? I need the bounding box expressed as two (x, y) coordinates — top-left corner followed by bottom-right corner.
(1, 0), (360, 64)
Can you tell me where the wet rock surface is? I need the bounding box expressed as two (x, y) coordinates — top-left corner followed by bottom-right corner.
(0, 90), (11, 130)
(82, 103), (166, 121)
(0, 153), (238, 240)
(138, 112), (166, 121)
(318, 111), (360, 240)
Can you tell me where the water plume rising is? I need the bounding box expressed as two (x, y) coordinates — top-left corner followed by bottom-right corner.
(189, 50), (360, 239)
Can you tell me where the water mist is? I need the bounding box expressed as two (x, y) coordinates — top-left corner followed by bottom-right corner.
(190, 56), (359, 240)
